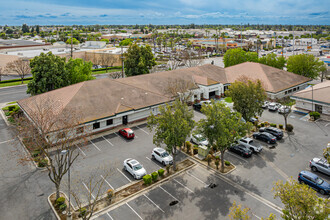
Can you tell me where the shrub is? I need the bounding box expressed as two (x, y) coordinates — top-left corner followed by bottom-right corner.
(206, 154), (212, 166)
(5, 111), (10, 116)
(186, 141), (192, 153)
(279, 124), (283, 129)
(8, 105), (16, 111)
(166, 165), (171, 174)
(107, 189), (114, 203)
(59, 204), (67, 211)
(38, 159), (48, 167)
(143, 174), (152, 185)
(215, 156), (220, 160)
(8, 117), (15, 123)
(260, 123), (265, 127)
(264, 121), (269, 126)
(309, 111), (320, 120)
(225, 161), (231, 166)
(257, 124), (261, 128)
(158, 169), (165, 177)
(55, 197), (65, 207)
(151, 172), (159, 182)
(32, 150), (41, 158)
(193, 146), (198, 155)
(215, 160), (220, 170)
(270, 123), (277, 127)
(78, 208), (87, 218)
(286, 124), (294, 132)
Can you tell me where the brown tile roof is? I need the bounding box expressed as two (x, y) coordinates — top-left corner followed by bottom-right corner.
(18, 78), (171, 130)
(224, 62), (311, 93)
(291, 81), (330, 104)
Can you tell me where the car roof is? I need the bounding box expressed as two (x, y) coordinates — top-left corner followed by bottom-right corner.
(313, 158), (329, 165)
(123, 128), (133, 132)
(154, 147), (165, 153)
(300, 170), (319, 179)
(128, 159), (139, 165)
(241, 137), (253, 142)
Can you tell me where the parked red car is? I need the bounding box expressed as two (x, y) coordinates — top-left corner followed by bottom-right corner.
(119, 128), (135, 139)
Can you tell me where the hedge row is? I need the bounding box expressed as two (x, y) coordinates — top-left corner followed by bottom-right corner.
(92, 66), (122, 72)
(0, 77), (33, 84)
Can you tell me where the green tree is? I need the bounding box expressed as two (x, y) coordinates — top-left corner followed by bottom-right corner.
(119, 38), (133, 46)
(197, 101), (247, 172)
(22, 24), (29, 33)
(147, 99), (194, 171)
(100, 38), (109, 44)
(323, 145), (330, 163)
(223, 48), (257, 67)
(258, 53), (286, 69)
(246, 52), (258, 62)
(65, 58), (94, 84)
(124, 43), (156, 77)
(287, 54), (327, 79)
(229, 201), (276, 220)
(36, 25), (40, 34)
(65, 37), (80, 45)
(27, 52), (68, 95)
(273, 178), (329, 220)
(225, 79), (267, 121)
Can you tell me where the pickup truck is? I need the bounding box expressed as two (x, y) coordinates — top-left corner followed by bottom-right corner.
(238, 137), (263, 153)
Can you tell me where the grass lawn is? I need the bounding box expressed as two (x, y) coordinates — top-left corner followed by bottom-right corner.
(7, 101), (17, 104)
(0, 81), (29, 88)
(224, 97), (232, 103)
(92, 68), (122, 75)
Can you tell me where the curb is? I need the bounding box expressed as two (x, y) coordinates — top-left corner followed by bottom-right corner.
(48, 191), (73, 220)
(0, 109), (10, 126)
(180, 150), (237, 175)
(0, 84), (27, 90)
(91, 160), (197, 219)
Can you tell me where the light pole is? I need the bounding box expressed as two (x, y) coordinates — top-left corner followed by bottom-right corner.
(61, 150), (71, 218)
(312, 85), (314, 112)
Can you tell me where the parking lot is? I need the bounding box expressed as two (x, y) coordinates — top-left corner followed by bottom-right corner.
(59, 104), (329, 217)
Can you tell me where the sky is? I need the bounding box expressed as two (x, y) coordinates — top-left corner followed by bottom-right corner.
(1, 0), (329, 25)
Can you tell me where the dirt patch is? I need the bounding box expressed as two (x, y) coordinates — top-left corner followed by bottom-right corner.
(49, 193), (68, 220)
(199, 159), (235, 173)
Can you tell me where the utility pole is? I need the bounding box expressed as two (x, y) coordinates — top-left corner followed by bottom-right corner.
(70, 28), (73, 58)
(121, 46), (124, 78)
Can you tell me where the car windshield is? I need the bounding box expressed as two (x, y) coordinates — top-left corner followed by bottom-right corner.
(315, 177), (324, 185)
(161, 152), (169, 157)
(133, 164), (142, 170)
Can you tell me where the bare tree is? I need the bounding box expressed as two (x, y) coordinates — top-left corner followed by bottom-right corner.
(167, 53), (182, 70)
(14, 97), (88, 200)
(6, 58), (31, 84)
(181, 50), (203, 68)
(164, 78), (197, 104)
(0, 67), (4, 82)
(70, 168), (113, 220)
(108, 71), (123, 79)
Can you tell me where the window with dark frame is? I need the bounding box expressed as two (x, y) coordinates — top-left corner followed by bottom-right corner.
(106, 119), (113, 126)
(93, 122), (100, 130)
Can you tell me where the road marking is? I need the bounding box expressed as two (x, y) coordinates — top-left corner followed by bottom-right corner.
(135, 135), (138, 138)
(0, 139), (15, 145)
(159, 186), (179, 201)
(126, 203), (143, 220)
(252, 213), (262, 220)
(260, 154), (289, 181)
(146, 157), (162, 169)
(186, 171), (208, 186)
(227, 151), (248, 163)
(325, 123), (330, 127)
(173, 179), (194, 193)
(137, 126), (149, 135)
(102, 136), (114, 146)
(114, 132), (120, 137)
(107, 212), (114, 220)
(116, 168), (132, 182)
(82, 181), (95, 199)
(75, 144), (87, 157)
(90, 140), (101, 151)
(143, 194), (165, 213)
(101, 175), (114, 190)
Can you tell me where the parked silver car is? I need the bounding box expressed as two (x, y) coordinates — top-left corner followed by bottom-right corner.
(309, 158), (330, 176)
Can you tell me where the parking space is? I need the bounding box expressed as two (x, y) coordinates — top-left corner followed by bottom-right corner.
(93, 165), (282, 220)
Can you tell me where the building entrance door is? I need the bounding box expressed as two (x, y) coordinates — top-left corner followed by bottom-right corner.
(122, 115), (128, 125)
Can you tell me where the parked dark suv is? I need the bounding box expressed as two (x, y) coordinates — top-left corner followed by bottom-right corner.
(298, 171), (330, 195)
(259, 127), (283, 140)
(229, 144), (252, 158)
(253, 132), (277, 144)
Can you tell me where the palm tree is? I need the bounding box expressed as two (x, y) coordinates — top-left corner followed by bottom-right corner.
(162, 35), (167, 52)
(169, 38), (174, 52)
(220, 32), (226, 53)
(212, 34), (219, 53)
(156, 37), (162, 51)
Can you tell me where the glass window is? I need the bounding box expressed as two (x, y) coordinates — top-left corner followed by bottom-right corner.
(93, 122), (100, 130)
(106, 119), (113, 126)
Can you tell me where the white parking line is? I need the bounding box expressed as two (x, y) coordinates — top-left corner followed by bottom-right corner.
(325, 123), (330, 127)
(173, 179), (194, 193)
(116, 168), (132, 182)
(114, 132), (120, 137)
(101, 175), (114, 190)
(159, 186), (179, 201)
(145, 157), (162, 169)
(186, 171), (208, 186)
(90, 140), (101, 151)
(126, 203), (143, 220)
(102, 136), (114, 146)
(137, 126), (149, 135)
(143, 194), (165, 213)
(227, 151), (248, 163)
(82, 181), (95, 199)
(75, 144), (87, 157)
(0, 139), (15, 145)
(107, 212), (114, 220)
(252, 213), (262, 220)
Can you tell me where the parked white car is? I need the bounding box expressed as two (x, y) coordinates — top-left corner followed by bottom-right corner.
(190, 134), (209, 146)
(278, 105), (290, 114)
(123, 158), (147, 179)
(268, 103), (278, 111)
(238, 137), (263, 153)
(151, 147), (173, 165)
